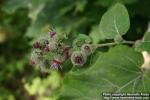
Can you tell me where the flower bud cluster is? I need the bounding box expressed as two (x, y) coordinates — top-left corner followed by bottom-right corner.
(30, 30), (71, 72)
(30, 30), (94, 71)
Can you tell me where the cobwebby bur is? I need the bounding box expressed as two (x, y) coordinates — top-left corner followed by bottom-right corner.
(71, 51), (87, 66)
(30, 29), (96, 72)
(81, 44), (94, 56)
(50, 56), (63, 70)
(30, 29), (138, 72)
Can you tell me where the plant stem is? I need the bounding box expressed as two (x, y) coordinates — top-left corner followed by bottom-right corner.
(94, 41), (135, 48)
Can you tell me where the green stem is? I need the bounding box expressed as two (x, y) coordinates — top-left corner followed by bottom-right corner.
(94, 41), (135, 48)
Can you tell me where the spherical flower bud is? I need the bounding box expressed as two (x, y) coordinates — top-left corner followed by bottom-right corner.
(47, 41), (57, 51)
(71, 51), (87, 66)
(30, 50), (43, 66)
(49, 31), (56, 38)
(35, 51), (43, 60)
(81, 44), (93, 56)
(55, 41), (63, 50)
(30, 60), (36, 65)
(63, 47), (71, 59)
(44, 44), (50, 52)
(50, 58), (62, 70)
(33, 42), (41, 49)
(44, 40), (49, 44)
(57, 42), (62, 48)
(39, 39), (49, 50)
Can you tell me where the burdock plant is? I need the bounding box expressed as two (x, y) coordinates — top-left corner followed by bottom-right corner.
(29, 2), (150, 99)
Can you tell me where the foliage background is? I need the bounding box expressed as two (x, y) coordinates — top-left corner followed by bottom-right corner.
(0, 0), (150, 100)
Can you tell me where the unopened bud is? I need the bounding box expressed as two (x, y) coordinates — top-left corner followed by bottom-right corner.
(71, 51), (87, 66)
(49, 31), (56, 38)
(81, 44), (94, 56)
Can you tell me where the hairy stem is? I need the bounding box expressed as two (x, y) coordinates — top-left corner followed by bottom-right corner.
(94, 41), (135, 48)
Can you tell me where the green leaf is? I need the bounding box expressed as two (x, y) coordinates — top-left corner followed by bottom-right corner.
(2, 0), (49, 21)
(99, 3), (130, 39)
(89, 25), (104, 43)
(2, 0), (29, 14)
(59, 45), (150, 100)
(135, 32), (150, 52)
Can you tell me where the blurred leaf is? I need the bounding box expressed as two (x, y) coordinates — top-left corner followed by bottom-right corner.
(74, 0), (87, 12)
(25, 0), (78, 39)
(99, 3), (130, 39)
(25, 71), (61, 99)
(0, 88), (15, 100)
(2, 0), (29, 13)
(2, 0), (49, 21)
(96, 0), (137, 7)
(0, 26), (7, 43)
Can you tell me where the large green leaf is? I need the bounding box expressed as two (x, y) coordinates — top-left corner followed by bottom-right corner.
(59, 45), (150, 100)
(99, 3), (130, 39)
(135, 32), (150, 52)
